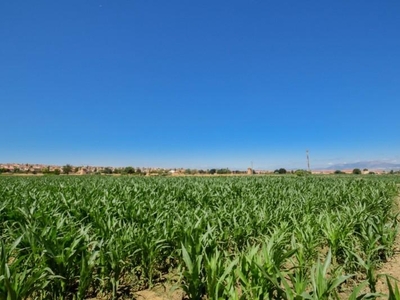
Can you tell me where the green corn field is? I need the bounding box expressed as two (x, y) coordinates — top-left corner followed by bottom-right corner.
(0, 175), (399, 299)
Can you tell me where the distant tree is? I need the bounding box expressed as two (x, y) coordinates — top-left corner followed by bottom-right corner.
(295, 169), (310, 176)
(136, 168), (142, 174)
(124, 167), (135, 174)
(42, 167), (51, 174)
(217, 168), (230, 174)
(368, 171), (375, 175)
(209, 169), (216, 175)
(278, 168), (287, 174)
(54, 169), (61, 175)
(74, 167), (79, 173)
(363, 168), (368, 172)
(389, 170), (394, 174)
(352, 168), (361, 175)
(184, 169), (192, 175)
(62, 164), (73, 175)
(334, 170), (344, 174)
(103, 167), (113, 174)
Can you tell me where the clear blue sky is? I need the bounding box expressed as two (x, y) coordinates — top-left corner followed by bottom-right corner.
(1, 1), (399, 169)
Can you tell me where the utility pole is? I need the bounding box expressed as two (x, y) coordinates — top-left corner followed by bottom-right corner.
(306, 150), (311, 172)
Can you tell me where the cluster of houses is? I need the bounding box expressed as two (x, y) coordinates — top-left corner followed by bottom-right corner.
(0, 163), (390, 176)
(0, 163), (59, 173)
(0, 163), (182, 175)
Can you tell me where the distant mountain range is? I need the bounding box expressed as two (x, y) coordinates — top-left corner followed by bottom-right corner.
(324, 161), (400, 171)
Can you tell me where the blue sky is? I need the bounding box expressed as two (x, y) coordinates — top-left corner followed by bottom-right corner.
(1, 1), (399, 170)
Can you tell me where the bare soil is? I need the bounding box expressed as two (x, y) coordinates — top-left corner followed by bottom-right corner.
(134, 284), (183, 300)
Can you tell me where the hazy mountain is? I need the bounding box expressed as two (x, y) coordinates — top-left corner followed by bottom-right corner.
(325, 161), (400, 170)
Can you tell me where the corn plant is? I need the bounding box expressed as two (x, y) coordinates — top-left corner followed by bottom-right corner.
(180, 243), (205, 300)
(204, 249), (238, 300)
(386, 275), (400, 300)
(309, 250), (353, 299)
(0, 237), (51, 300)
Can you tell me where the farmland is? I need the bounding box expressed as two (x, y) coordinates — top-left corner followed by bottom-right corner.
(0, 175), (399, 299)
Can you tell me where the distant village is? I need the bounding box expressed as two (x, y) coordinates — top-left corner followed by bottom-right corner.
(0, 163), (256, 176)
(0, 163), (396, 176)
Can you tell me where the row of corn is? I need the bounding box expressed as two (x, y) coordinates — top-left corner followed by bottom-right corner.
(0, 175), (399, 299)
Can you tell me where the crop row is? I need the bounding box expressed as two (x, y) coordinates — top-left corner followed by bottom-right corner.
(0, 176), (399, 299)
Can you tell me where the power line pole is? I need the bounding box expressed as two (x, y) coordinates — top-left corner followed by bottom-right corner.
(306, 150), (311, 172)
